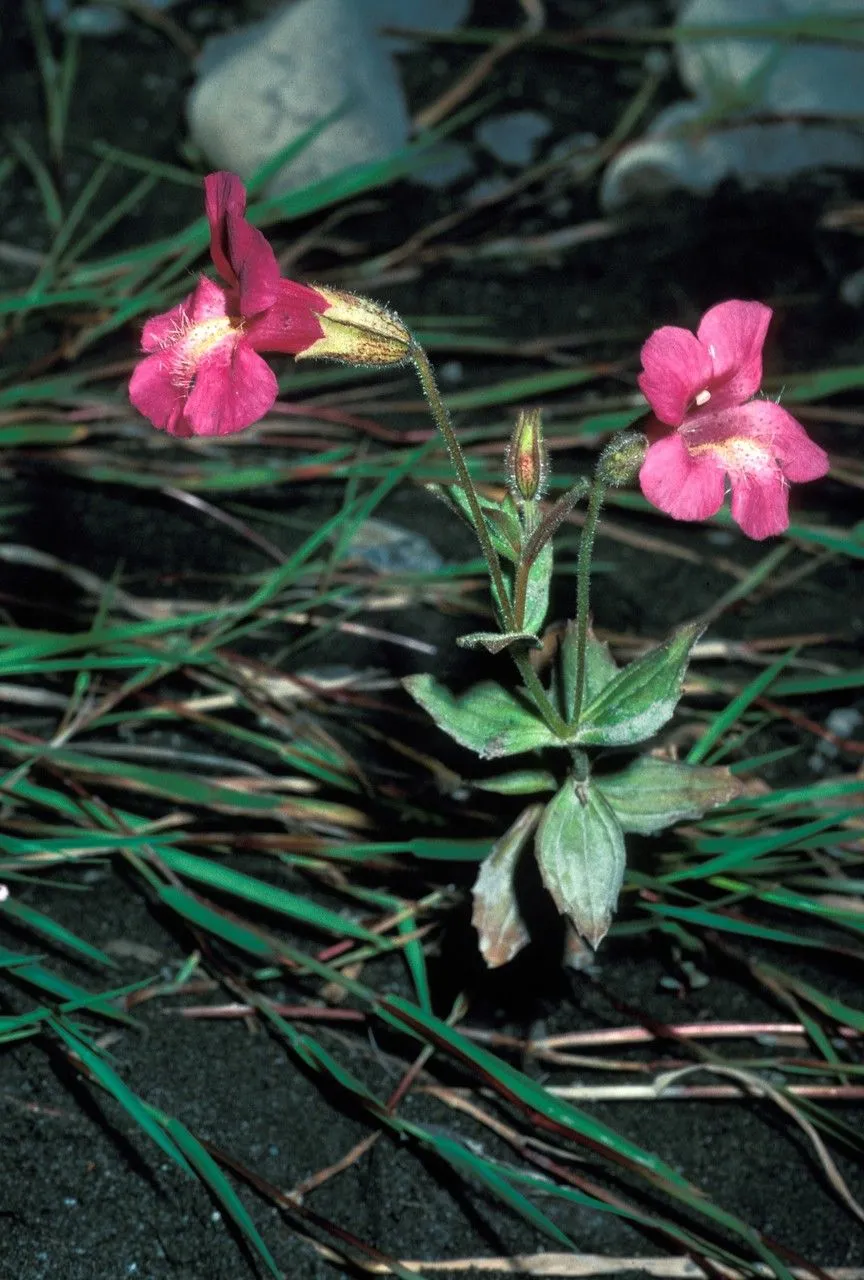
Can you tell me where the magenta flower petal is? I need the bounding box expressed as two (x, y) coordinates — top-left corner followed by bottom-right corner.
(204, 171), (280, 316)
(204, 170), (246, 282)
(734, 400), (830, 483)
(639, 433), (726, 522)
(182, 339), (278, 436)
(638, 326), (713, 427)
(145, 275), (229, 350)
(140, 296), (193, 354)
(729, 470), (790, 540)
(129, 351), (192, 436)
(245, 278), (328, 354)
(697, 300), (772, 408)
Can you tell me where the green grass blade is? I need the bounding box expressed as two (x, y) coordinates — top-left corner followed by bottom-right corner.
(157, 1115), (283, 1280)
(1, 897), (116, 967)
(688, 648), (796, 765)
(155, 847), (386, 947)
(49, 1017), (193, 1174)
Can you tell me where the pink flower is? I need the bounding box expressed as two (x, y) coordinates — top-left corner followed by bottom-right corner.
(129, 171), (329, 437)
(637, 300), (829, 540)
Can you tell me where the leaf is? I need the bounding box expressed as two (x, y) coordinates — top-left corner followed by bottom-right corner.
(521, 537), (553, 635)
(536, 778), (626, 949)
(403, 674), (559, 759)
(560, 622), (619, 720)
(159, 1116), (283, 1280)
(444, 484), (521, 560)
(472, 770), (557, 795)
(574, 622), (703, 747)
(597, 756), (746, 835)
(472, 806), (542, 968)
(456, 630), (541, 654)
(49, 1019), (193, 1176)
(156, 847), (384, 946)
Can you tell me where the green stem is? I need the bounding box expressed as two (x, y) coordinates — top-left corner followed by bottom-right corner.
(571, 474), (606, 725)
(512, 649), (570, 739)
(411, 342), (569, 739)
(410, 342), (515, 631)
(512, 560), (530, 634)
(512, 481), (589, 631)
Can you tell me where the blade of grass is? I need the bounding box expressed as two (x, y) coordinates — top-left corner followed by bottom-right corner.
(49, 1016), (193, 1174)
(1, 897), (116, 968)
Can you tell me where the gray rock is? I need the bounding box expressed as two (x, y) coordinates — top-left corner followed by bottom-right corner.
(475, 111), (552, 167)
(345, 518), (443, 574)
(602, 100), (864, 207)
(840, 267), (864, 309)
(409, 141), (476, 189)
(601, 0), (864, 207)
(187, 0), (410, 196)
(678, 0), (864, 117)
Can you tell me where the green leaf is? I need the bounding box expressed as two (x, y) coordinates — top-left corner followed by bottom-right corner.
(472, 806), (542, 968)
(1, 897), (117, 969)
(456, 630), (541, 654)
(560, 622), (619, 721)
(159, 1116), (283, 1280)
(536, 778), (626, 949)
(403, 674), (558, 759)
(444, 485), (521, 560)
(472, 769), (557, 795)
(521, 536), (553, 635)
(49, 1019), (193, 1175)
(575, 622), (703, 746)
(597, 757), (745, 835)
(156, 847), (384, 946)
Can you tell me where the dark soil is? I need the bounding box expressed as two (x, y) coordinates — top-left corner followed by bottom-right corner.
(2, 2), (864, 1277)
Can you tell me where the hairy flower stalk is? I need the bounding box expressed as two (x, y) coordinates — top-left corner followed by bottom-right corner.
(410, 343), (570, 740)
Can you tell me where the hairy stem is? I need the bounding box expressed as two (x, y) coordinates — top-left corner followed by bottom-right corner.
(571, 475), (606, 725)
(511, 649), (571, 738)
(411, 342), (569, 739)
(410, 342), (514, 631)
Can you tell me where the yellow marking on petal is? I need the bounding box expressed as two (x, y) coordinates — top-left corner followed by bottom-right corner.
(171, 315), (239, 388)
(690, 435), (776, 477)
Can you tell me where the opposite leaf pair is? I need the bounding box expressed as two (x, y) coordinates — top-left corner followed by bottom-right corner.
(472, 756), (745, 962)
(406, 625), (746, 954)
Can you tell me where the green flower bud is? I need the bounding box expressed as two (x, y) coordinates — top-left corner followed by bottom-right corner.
(507, 408), (548, 501)
(596, 431), (648, 487)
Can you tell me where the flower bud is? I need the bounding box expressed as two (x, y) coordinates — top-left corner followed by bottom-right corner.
(507, 408), (548, 501)
(298, 287), (411, 367)
(596, 431), (648, 487)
